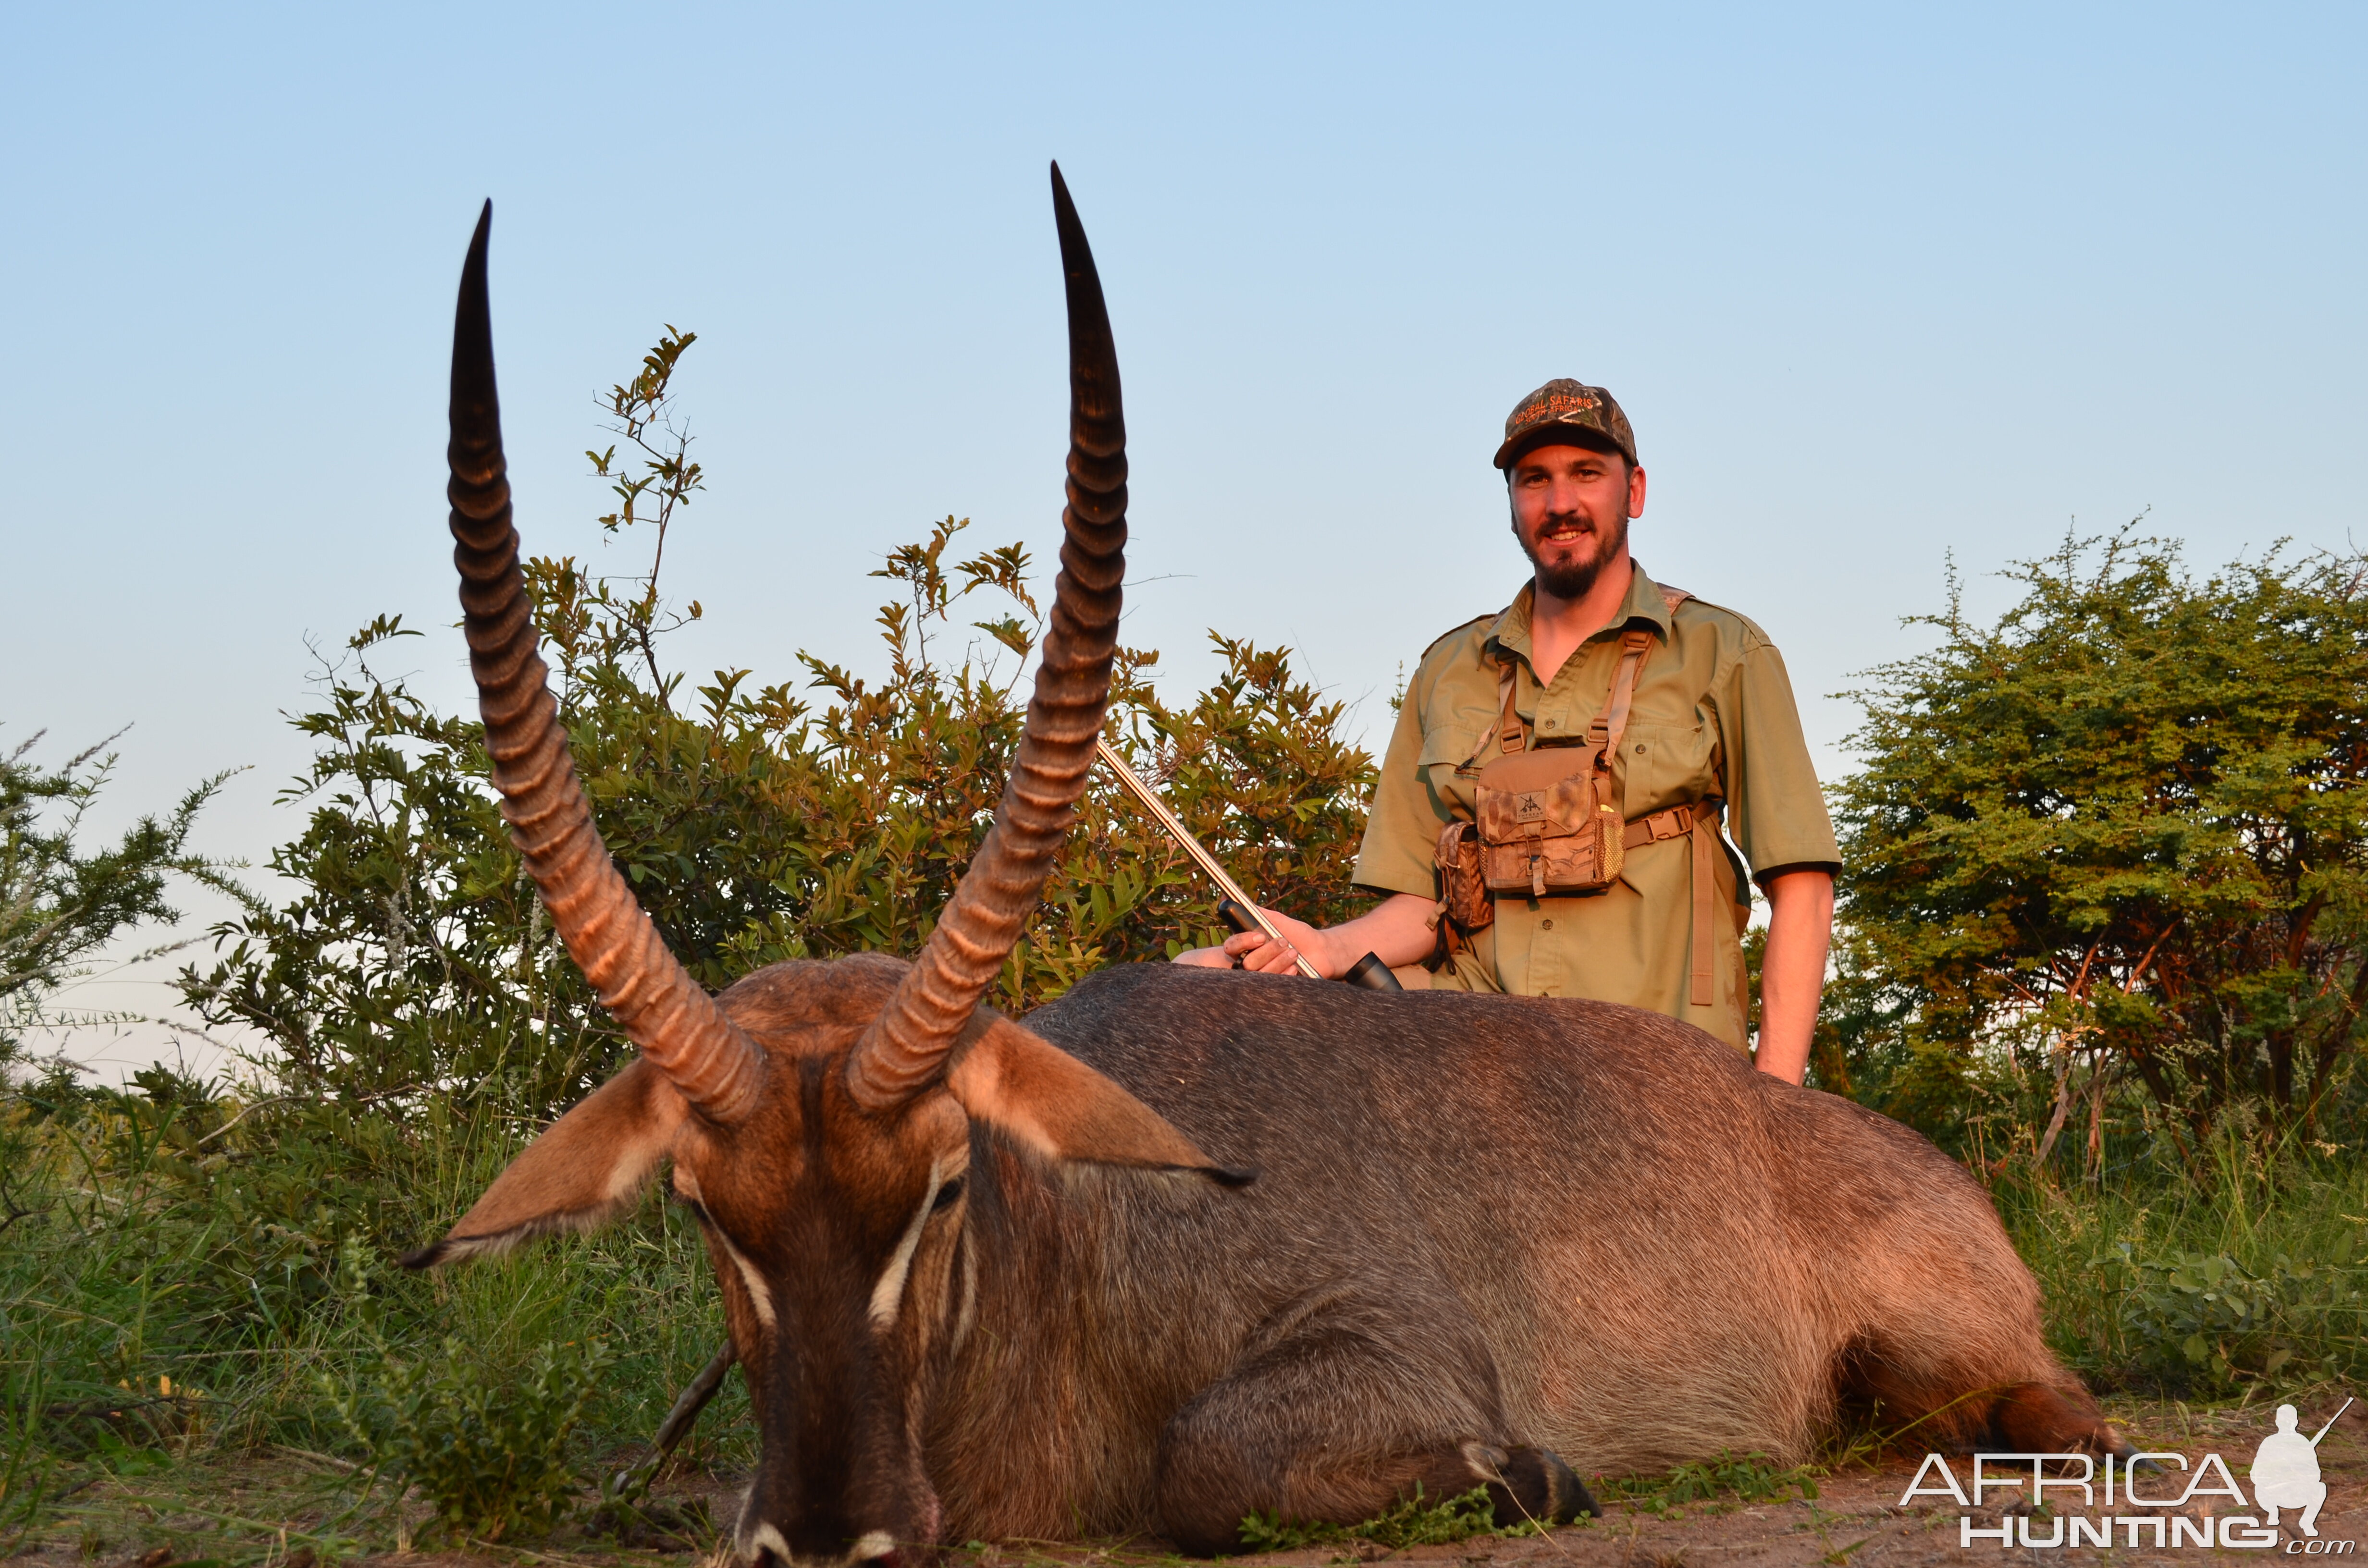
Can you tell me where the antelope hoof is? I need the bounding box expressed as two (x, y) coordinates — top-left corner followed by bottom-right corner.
(1486, 1445), (1597, 1526)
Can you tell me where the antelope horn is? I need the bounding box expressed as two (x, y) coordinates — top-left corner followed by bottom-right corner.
(446, 201), (765, 1124)
(845, 163), (1126, 1112)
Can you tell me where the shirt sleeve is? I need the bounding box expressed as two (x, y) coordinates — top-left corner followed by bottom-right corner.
(1721, 637), (1841, 881)
(1351, 681), (1446, 899)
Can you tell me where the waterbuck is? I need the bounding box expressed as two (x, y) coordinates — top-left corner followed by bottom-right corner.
(407, 170), (2125, 1567)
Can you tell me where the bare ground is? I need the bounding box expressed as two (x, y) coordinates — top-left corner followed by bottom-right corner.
(8, 1394), (2360, 1568)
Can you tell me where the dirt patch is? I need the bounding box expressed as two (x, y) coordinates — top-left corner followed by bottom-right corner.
(8, 1396), (2359, 1568)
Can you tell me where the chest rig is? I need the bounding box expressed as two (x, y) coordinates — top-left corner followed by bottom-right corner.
(1432, 586), (1733, 1008)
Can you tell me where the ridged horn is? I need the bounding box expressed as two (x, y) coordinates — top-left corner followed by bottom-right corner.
(844, 163), (1127, 1112)
(447, 201), (765, 1124)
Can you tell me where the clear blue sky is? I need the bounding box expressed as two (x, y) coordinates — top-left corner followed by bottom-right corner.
(6, 3), (2362, 1073)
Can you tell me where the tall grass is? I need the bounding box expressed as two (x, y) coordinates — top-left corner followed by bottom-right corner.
(0, 1078), (754, 1551)
(2000, 1134), (2367, 1392)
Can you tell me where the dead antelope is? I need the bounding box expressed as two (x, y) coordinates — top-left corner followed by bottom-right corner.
(406, 170), (2125, 1567)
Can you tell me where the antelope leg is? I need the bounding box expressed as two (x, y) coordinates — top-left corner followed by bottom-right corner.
(1150, 1300), (1593, 1555)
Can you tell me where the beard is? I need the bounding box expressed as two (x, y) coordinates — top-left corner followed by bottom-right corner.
(1516, 507), (1630, 600)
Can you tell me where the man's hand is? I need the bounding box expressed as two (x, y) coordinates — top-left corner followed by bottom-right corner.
(1170, 893), (1436, 978)
(1224, 907), (1335, 975)
(1169, 906), (1337, 975)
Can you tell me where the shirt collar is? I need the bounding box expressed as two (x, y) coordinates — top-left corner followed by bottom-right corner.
(1485, 562), (1671, 668)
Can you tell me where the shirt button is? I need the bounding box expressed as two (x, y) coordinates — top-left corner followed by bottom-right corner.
(1540, 919), (1554, 931)
(1543, 718), (1559, 729)
(1635, 743), (1646, 754)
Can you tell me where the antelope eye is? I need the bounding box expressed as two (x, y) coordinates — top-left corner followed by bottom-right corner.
(931, 1176), (966, 1212)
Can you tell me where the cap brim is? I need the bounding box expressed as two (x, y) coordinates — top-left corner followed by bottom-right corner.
(1492, 421), (1636, 470)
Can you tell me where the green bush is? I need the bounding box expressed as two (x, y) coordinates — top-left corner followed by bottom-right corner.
(2117, 1247), (2362, 1387)
(1831, 529), (2368, 1158)
(332, 1333), (612, 1543)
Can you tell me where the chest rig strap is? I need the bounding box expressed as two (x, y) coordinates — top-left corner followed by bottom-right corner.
(1461, 625), (1657, 772)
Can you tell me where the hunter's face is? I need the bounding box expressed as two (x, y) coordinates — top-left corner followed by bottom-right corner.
(1508, 442), (1646, 602)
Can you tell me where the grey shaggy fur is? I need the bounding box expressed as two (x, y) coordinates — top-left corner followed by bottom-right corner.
(914, 962), (2098, 1543)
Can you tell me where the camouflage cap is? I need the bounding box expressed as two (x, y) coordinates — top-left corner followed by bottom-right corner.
(1492, 378), (1638, 470)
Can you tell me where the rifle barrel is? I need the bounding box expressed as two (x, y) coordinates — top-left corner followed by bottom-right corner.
(1095, 739), (1323, 980)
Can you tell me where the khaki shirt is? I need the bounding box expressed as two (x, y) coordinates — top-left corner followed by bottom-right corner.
(1353, 564), (1839, 1050)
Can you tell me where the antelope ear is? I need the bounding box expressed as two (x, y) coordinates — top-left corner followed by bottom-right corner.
(400, 1057), (688, 1268)
(947, 1017), (1253, 1185)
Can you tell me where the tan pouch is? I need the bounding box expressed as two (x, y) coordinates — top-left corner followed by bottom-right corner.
(1473, 747), (1624, 897)
(1434, 820), (1492, 939)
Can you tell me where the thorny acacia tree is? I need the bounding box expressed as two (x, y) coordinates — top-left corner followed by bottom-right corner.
(1832, 530), (2368, 1158)
(179, 330), (1380, 1124)
(1, 733), (240, 1059)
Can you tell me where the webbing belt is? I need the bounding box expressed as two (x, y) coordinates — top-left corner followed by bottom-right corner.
(1620, 803), (1726, 1008)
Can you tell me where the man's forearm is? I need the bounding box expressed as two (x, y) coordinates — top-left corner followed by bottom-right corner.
(1756, 870), (1834, 1084)
(1313, 893), (1437, 974)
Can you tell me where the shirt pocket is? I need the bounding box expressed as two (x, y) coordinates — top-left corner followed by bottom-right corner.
(1618, 720), (1718, 817)
(1417, 720), (1488, 821)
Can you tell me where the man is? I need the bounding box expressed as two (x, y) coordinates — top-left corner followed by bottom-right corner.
(1176, 380), (1838, 1082)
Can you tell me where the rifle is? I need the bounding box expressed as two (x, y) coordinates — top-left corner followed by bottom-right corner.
(1095, 738), (1401, 991)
